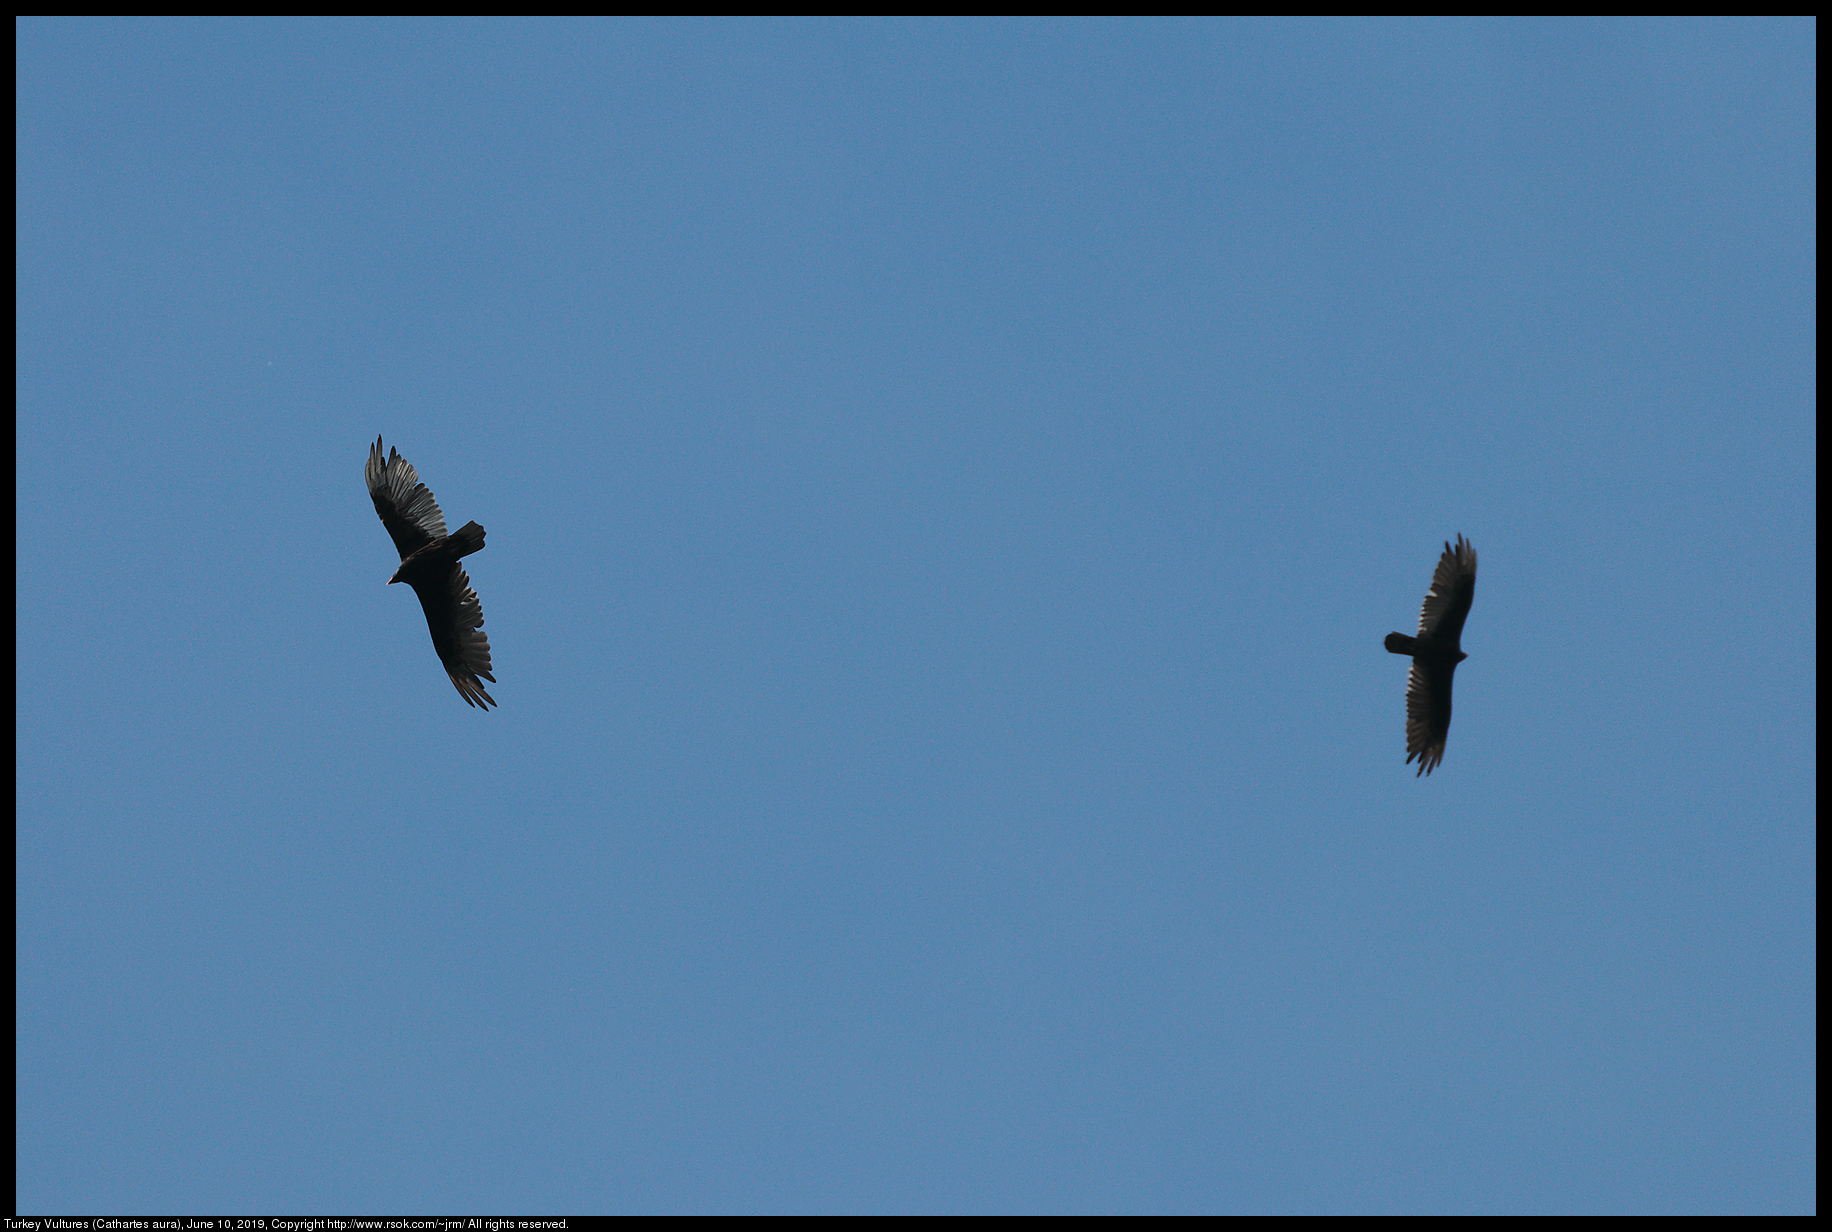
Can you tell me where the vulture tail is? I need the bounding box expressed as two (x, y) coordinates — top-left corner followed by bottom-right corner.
(1384, 633), (1420, 655)
(448, 521), (487, 559)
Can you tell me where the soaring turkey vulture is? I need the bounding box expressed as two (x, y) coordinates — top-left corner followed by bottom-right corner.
(1384, 535), (1476, 775)
(366, 436), (497, 709)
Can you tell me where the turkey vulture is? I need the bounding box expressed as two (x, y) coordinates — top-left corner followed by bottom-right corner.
(366, 436), (497, 709)
(1384, 535), (1476, 775)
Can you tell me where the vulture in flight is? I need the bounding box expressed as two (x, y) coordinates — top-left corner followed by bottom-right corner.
(366, 436), (497, 709)
(1384, 535), (1476, 775)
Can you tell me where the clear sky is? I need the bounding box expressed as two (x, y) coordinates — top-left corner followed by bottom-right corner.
(16, 18), (1814, 1215)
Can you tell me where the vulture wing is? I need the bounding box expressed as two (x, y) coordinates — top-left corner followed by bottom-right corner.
(1403, 658), (1456, 776)
(366, 435), (449, 561)
(1415, 534), (1477, 643)
(415, 558), (496, 709)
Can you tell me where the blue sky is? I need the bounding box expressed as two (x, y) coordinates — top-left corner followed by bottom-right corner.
(16, 18), (1814, 1215)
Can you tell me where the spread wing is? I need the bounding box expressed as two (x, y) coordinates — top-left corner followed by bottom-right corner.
(1403, 659), (1454, 775)
(367, 435), (449, 561)
(412, 562), (496, 709)
(1415, 534), (1477, 643)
